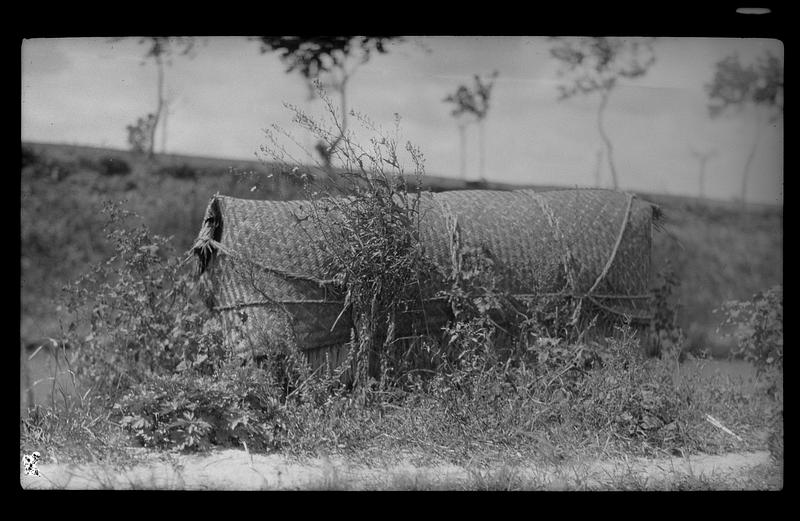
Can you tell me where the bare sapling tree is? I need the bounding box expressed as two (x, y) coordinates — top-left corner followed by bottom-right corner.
(443, 71), (499, 182)
(688, 146), (716, 198)
(254, 36), (401, 172)
(549, 37), (656, 190)
(123, 37), (197, 158)
(705, 50), (783, 205)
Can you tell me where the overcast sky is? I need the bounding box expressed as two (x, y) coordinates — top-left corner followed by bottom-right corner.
(21, 36), (782, 204)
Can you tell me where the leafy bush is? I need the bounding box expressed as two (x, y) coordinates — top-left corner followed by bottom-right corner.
(717, 285), (782, 463)
(127, 114), (157, 155)
(156, 163), (197, 180)
(22, 145), (39, 168)
(60, 202), (221, 400)
(53, 201), (330, 453)
(54, 203), (239, 449)
(116, 358), (285, 452)
(98, 155), (131, 176)
(718, 285), (782, 373)
(23, 156), (73, 181)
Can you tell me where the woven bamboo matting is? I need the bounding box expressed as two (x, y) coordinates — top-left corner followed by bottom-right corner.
(192, 189), (657, 356)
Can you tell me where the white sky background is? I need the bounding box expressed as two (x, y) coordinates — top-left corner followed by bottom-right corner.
(21, 36), (783, 204)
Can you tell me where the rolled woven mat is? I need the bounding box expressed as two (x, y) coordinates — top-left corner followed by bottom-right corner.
(192, 189), (658, 359)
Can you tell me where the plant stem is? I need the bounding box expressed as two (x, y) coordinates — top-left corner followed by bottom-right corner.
(458, 123), (467, 180)
(597, 90), (619, 190)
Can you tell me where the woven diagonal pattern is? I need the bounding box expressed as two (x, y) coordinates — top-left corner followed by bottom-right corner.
(194, 196), (352, 353)
(193, 189), (657, 355)
(215, 196), (329, 282)
(418, 189), (653, 297)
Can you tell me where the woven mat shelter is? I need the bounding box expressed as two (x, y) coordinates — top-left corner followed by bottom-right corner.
(192, 189), (659, 363)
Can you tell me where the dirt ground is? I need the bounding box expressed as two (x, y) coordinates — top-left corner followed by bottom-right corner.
(20, 448), (775, 490)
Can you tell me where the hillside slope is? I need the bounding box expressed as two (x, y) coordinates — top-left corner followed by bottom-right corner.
(21, 142), (782, 355)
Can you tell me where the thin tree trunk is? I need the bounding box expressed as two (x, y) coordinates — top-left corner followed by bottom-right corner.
(597, 90), (619, 190)
(741, 111), (764, 206)
(161, 103), (168, 154)
(161, 97), (170, 155)
(458, 123), (466, 180)
(149, 55), (165, 159)
(478, 119), (486, 182)
(699, 160), (706, 198)
(594, 148), (603, 186)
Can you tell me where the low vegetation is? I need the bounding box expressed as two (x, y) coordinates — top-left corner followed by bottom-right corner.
(19, 216), (782, 482)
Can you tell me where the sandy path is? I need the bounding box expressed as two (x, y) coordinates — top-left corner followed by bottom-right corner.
(20, 449), (773, 490)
